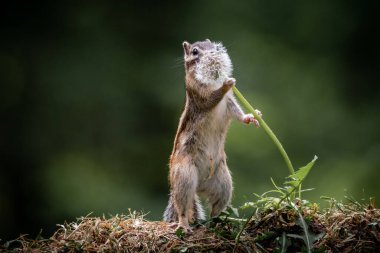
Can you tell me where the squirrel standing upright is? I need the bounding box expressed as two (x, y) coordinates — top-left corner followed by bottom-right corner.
(163, 39), (261, 231)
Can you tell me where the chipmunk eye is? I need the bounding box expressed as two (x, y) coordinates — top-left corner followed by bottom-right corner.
(192, 48), (199, 55)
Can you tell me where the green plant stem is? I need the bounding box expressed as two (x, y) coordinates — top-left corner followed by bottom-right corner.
(232, 86), (295, 175)
(233, 209), (256, 252)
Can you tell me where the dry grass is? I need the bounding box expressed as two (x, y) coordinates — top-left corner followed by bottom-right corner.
(317, 204), (380, 252)
(2, 211), (239, 253)
(244, 201), (380, 252)
(2, 204), (379, 252)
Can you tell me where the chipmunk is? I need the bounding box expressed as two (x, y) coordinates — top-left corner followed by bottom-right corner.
(163, 39), (262, 232)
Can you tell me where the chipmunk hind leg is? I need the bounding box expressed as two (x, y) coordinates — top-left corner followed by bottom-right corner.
(168, 162), (198, 231)
(207, 160), (233, 218)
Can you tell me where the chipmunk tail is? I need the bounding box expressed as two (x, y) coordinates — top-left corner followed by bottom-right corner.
(163, 194), (205, 222)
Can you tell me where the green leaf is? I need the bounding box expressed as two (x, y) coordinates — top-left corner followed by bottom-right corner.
(229, 206), (239, 217)
(288, 156), (317, 183)
(180, 247), (188, 252)
(285, 155), (318, 190)
(280, 232), (288, 253)
(276, 156), (318, 205)
(289, 200), (324, 253)
(175, 228), (185, 239)
(270, 178), (285, 194)
(287, 234), (304, 240)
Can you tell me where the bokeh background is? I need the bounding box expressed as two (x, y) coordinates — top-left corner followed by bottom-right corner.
(1, 0), (379, 241)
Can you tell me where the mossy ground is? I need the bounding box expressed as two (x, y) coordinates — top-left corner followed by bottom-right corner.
(2, 202), (379, 253)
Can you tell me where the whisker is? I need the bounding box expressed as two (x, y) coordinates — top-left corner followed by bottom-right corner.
(170, 57), (185, 69)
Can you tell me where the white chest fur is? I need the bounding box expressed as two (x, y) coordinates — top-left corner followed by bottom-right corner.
(200, 92), (231, 163)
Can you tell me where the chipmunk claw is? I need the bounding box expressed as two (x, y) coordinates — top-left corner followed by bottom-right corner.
(223, 77), (236, 88)
(253, 119), (260, 128)
(168, 222), (193, 233)
(176, 224), (193, 233)
(254, 109), (262, 117)
(168, 222), (178, 229)
(242, 113), (254, 124)
(242, 113), (261, 128)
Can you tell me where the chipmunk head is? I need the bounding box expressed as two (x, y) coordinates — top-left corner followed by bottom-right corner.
(183, 39), (232, 87)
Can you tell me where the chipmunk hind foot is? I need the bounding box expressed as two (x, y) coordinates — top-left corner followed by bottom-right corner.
(163, 194), (205, 224)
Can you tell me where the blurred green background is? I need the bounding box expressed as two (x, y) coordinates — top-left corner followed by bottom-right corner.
(1, 0), (379, 241)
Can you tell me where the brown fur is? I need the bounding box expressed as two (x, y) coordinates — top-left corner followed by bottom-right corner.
(163, 40), (258, 231)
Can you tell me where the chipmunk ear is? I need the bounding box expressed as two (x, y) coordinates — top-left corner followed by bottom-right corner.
(183, 41), (191, 55)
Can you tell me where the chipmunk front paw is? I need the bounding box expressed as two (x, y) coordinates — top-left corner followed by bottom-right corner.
(222, 77), (236, 91)
(242, 113), (255, 124)
(242, 113), (261, 128)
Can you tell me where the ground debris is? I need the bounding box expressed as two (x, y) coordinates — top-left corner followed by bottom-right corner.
(2, 204), (379, 252)
(1, 213), (235, 253)
(316, 205), (380, 252)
